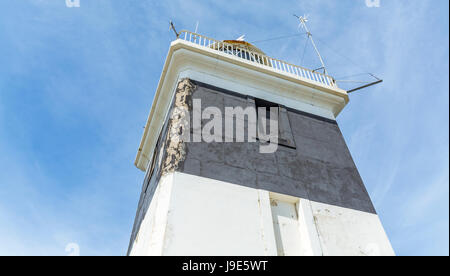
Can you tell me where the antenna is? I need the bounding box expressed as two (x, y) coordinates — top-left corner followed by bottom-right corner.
(294, 14), (327, 75)
(343, 74), (383, 93)
(169, 21), (179, 38)
(236, 35), (246, 41)
(194, 21), (199, 33)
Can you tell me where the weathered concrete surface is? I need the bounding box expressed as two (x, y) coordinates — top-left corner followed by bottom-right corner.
(161, 78), (196, 175)
(179, 81), (376, 214)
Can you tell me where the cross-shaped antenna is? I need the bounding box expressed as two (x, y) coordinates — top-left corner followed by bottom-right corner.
(294, 14), (328, 75)
(297, 14), (309, 30)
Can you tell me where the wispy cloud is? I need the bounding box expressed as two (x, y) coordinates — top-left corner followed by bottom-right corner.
(0, 0), (448, 256)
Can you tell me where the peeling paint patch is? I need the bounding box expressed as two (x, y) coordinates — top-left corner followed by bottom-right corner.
(161, 78), (196, 175)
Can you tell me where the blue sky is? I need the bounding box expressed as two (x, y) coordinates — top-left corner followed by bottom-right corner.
(0, 0), (448, 256)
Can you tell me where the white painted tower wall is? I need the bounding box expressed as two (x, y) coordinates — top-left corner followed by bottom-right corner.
(128, 38), (395, 256)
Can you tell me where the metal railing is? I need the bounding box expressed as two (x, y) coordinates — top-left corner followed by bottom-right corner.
(177, 30), (337, 89)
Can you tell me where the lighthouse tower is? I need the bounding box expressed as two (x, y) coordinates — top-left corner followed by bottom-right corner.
(127, 29), (395, 256)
